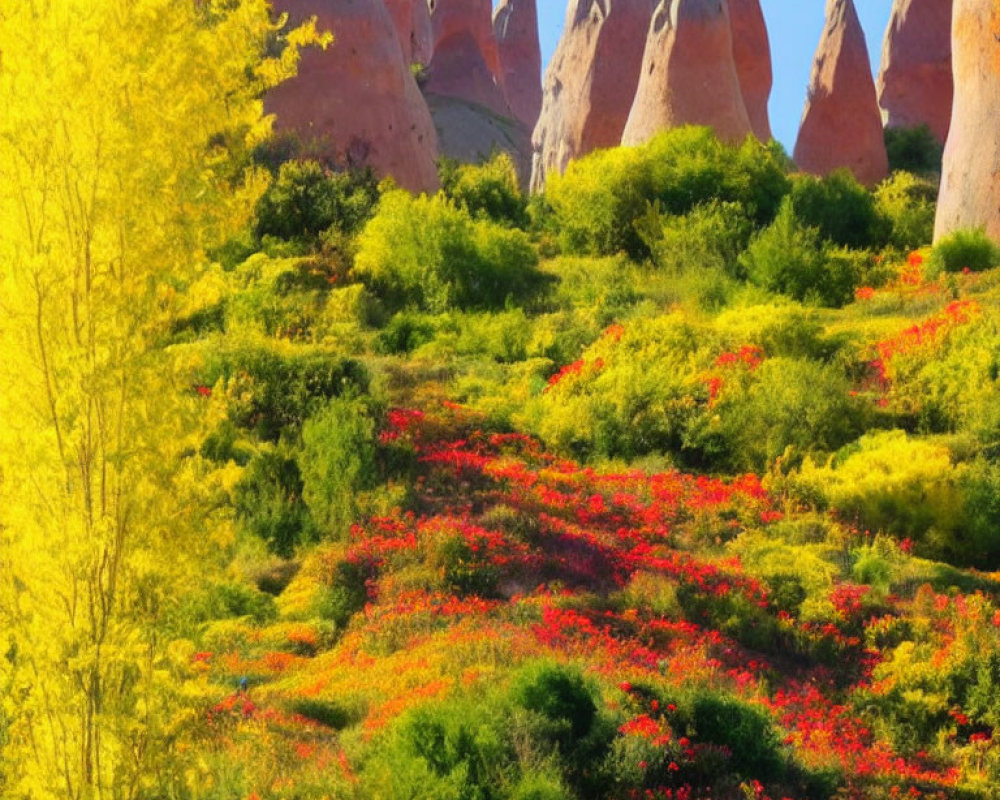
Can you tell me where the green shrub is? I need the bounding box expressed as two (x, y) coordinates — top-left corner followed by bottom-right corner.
(201, 342), (368, 441)
(928, 228), (1000, 275)
(690, 693), (785, 781)
(253, 160), (380, 243)
(874, 171), (937, 251)
(707, 358), (869, 471)
(316, 559), (371, 628)
(884, 124), (944, 176)
(639, 200), (754, 279)
(168, 581), (278, 635)
(299, 394), (379, 539)
(511, 662), (596, 743)
(355, 191), (545, 313)
(788, 170), (887, 250)
(546, 127), (789, 259)
(440, 152), (529, 228)
(375, 311), (439, 354)
(234, 448), (315, 557)
(741, 199), (857, 306)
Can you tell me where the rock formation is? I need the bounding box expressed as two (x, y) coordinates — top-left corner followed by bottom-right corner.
(493, 0), (543, 130)
(877, 0), (953, 144)
(531, 0), (654, 191)
(934, 0), (1000, 241)
(424, 0), (508, 116)
(265, 0), (439, 194)
(793, 0), (889, 186)
(622, 0), (753, 147)
(385, 0), (434, 66)
(729, 0), (773, 141)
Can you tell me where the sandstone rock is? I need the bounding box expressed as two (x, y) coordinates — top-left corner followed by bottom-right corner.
(424, 0), (509, 116)
(793, 0), (889, 186)
(934, 0), (1000, 241)
(493, 0), (543, 130)
(385, 0), (434, 66)
(531, 0), (654, 191)
(622, 0), (753, 147)
(729, 0), (773, 141)
(265, 0), (440, 194)
(877, 0), (953, 143)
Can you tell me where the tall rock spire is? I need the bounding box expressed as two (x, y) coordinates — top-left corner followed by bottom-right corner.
(729, 0), (773, 141)
(384, 0), (434, 66)
(793, 0), (889, 185)
(493, 0), (543, 130)
(531, 0), (655, 192)
(265, 0), (440, 194)
(934, 0), (1000, 241)
(877, 0), (953, 144)
(622, 0), (752, 147)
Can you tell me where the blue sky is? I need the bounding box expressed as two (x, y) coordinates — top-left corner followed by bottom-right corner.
(535, 1), (895, 153)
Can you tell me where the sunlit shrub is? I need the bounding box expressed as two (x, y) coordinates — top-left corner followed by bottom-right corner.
(440, 152), (529, 228)
(741, 199), (858, 307)
(355, 190), (545, 313)
(253, 160), (380, 244)
(874, 171), (937, 252)
(788, 169), (887, 250)
(299, 394), (379, 539)
(928, 228), (1000, 276)
(546, 127), (788, 259)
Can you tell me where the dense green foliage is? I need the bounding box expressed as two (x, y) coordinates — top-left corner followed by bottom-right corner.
(929, 228), (1000, 276)
(884, 124), (944, 176)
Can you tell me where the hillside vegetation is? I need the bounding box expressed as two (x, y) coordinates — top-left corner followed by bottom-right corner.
(6, 9), (1000, 798)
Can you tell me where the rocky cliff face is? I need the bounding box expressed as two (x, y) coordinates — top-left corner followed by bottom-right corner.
(793, 0), (889, 186)
(384, 0), (434, 66)
(622, 0), (752, 147)
(877, 0), (953, 144)
(265, 0), (440, 194)
(729, 0), (773, 141)
(493, 0), (543, 130)
(934, 0), (1000, 241)
(531, 0), (655, 191)
(424, 0), (508, 115)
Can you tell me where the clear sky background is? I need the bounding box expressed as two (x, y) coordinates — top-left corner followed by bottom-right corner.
(534, 1), (896, 154)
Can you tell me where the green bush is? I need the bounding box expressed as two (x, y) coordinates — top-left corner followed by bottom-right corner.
(884, 124), (944, 176)
(234, 448), (315, 557)
(690, 693), (785, 781)
(707, 358), (869, 471)
(741, 199), (858, 306)
(440, 152), (529, 228)
(375, 311), (439, 354)
(874, 171), (937, 252)
(546, 127), (789, 259)
(511, 662), (597, 743)
(201, 342), (368, 441)
(316, 559), (371, 628)
(355, 191), (545, 313)
(788, 170), (887, 250)
(928, 228), (1000, 275)
(299, 394), (379, 539)
(253, 160), (380, 244)
(639, 200), (754, 279)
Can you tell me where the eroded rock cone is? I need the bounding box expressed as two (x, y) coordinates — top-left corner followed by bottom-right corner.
(493, 0), (543, 130)
(385, 0), (434, 66)
(265, 0), (439, 194)
(729, 0), (773, 141)
(531, 0), (655, 191)
(793, 0), (889, 186)
(622, 0), (753, 147)
(425, 0), (508, 115)
(877, 0), (953, 144)
(934, 0), (1000, 241)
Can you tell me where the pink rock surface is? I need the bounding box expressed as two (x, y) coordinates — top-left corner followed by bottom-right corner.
(265, 0), (439, 194)
(729, 0), (773, 141)
(793, 0), (889, 186)
(622, 0), (753, 147)
(934, 0), (1000, 241)
(531, 0), (655, 191)
(493, 0), (543, 129)
(385, 0), (434, 66)
(877, 0), (953, 143)
(424, 0), (509, 116)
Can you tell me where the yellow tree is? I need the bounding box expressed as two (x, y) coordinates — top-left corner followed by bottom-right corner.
(0, 2), (324, 797)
